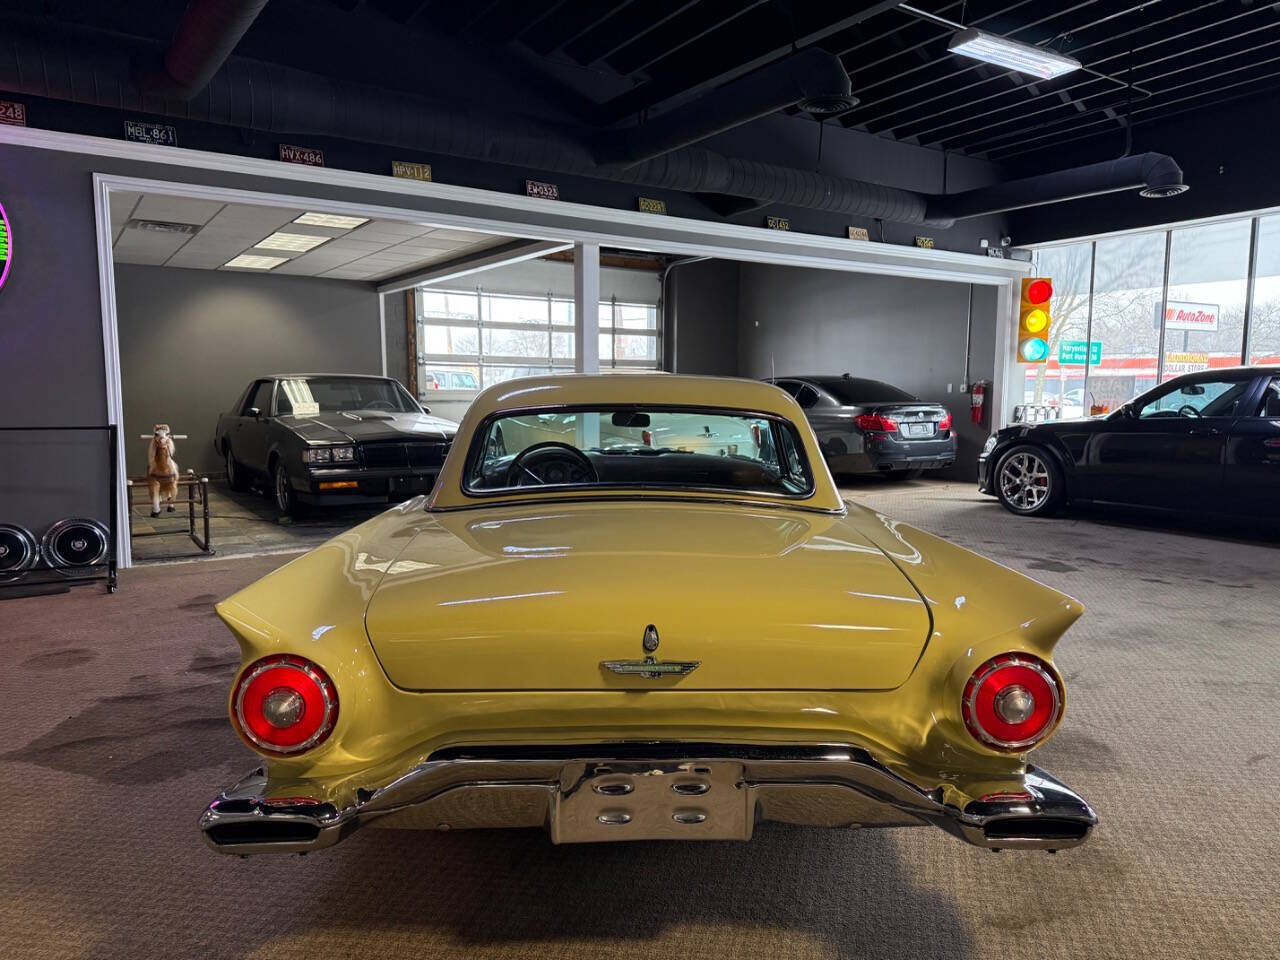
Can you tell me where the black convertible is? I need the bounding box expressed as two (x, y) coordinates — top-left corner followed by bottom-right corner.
(979, 365), (1279, 518)
(213, 374), (457, 516)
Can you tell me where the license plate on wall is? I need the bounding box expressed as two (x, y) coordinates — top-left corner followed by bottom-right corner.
(905, 423), (932, 438)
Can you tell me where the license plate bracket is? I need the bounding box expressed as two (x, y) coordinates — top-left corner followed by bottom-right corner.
(550, 760), (752, 843)
(905, 422), (932, 438)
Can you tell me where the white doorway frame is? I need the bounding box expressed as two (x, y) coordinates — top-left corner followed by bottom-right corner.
(0, 126), (1031, 565)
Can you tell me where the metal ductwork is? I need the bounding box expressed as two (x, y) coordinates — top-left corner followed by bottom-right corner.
(143, 0), (270, 98)
(926, 153), (1188, 223)
(0, 31), (1185, 227)
(595, 49), (855, 167)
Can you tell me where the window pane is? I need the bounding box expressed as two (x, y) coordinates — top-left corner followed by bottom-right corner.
(614, 333), (658, 362)
(420, 324), (479, 357)
(419, 364), (480, 392)
(599, 333), (613, 364)
(486, 294), (548, 325)
(484, 326), (552, 359)
(1028, 243), (1092, 417)
(1163, 220), (1249, 381)
(552, 331), (574, 359)
(421, 291), (477, 321)
(1089, 231), (1166, 410)
(616, 303), (657, 329)
(551, 300), (573, 325)
(1249, 215), (1280, 364)
(482, 365), (553, 387)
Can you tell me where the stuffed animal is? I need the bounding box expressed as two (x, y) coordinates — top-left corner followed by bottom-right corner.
(146, 424), (180, 517)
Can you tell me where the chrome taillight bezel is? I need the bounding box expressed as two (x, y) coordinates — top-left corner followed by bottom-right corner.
(962, 653), (1063, 751)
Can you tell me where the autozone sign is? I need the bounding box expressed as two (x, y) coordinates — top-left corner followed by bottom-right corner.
(1163, 300), (1219, 332)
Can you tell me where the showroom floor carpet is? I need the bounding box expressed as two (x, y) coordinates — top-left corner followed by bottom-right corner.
(2, 480), (1277, 960)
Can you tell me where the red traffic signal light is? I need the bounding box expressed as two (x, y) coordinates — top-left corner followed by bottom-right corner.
(1025, 278), (1053, 304)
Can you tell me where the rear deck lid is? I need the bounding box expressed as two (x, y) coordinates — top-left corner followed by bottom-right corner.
(364, 503), (930, 691)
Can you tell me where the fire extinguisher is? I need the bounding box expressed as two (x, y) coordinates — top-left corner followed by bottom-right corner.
(970, 381), (988, 425)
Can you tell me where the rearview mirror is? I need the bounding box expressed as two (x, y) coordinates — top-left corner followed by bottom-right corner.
(612, 411), (651, 428)
(1180, 384), (1205, 396)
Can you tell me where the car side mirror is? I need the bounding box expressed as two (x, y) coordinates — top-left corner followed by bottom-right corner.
(247, 406), (261, 419)
(420, 405), (431, 415)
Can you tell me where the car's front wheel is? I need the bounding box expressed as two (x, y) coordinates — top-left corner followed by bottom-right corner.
(273, 462), (306, 519)
(994, 444), (1063, 517)
(224, 445), (249, 492)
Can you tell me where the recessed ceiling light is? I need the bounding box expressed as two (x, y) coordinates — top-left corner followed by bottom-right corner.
(224, 254), (288, 270)
(294, 212), (369, 229)
(255, 232), (331, 252)
(947, 28), (1081, 80)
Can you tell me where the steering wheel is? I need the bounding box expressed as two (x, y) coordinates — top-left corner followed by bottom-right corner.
(1177, 404), (1202, 418)
(365, 400), (395, 411)
(507, 442), (598, 487)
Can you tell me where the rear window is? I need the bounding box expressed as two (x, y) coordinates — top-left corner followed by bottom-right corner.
(816, 378), (916, 405)
(465, 406), (814, 498)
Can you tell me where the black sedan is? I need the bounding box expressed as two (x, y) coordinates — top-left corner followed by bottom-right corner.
(766, 375), (956, 479)
(979, 365), (1280, 518)
(214, 374), (456, 516)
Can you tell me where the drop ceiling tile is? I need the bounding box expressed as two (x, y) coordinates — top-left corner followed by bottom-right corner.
(132, 195), (226, 226)
(424, 229), (493, 242)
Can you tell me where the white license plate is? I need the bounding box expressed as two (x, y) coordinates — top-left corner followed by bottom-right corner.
(905, 423), (932, 437)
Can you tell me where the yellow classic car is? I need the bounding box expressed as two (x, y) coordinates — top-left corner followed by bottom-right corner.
(200, 374), (1096, 855)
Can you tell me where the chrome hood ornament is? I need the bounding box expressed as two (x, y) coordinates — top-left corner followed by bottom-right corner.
(601, 624), (699, 679)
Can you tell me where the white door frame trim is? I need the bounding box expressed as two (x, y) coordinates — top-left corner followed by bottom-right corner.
(14, 117), (1028, 566)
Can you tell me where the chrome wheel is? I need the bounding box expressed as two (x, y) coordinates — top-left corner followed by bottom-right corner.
(999, 451), (1051, 513)
(275, 465), (292, 513)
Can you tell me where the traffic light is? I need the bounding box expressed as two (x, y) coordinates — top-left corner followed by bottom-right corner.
(1017, 277), (1053, 363)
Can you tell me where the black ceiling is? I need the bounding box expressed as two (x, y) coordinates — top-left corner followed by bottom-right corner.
(11, 0), (1280, 165)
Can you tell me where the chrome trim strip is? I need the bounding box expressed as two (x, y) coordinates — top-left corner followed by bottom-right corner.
(199, 743), (1096, 856)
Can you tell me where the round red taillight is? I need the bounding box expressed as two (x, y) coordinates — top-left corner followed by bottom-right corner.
(232, 655), (338, 755)
(962, 653), (1061, 751)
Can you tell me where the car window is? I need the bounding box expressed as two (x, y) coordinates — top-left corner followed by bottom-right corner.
(795, 385), (821, 409)
(466, 406), (814, 497)
(1251, 377), (1280, 418)
(815, 377), (916, 404)
(243, 381), (272, 415)
(274, 382), (293, 416)
(277, 376), (420, 413)
(771, 380), (803, 400)
(1136, 378), (1251, 419)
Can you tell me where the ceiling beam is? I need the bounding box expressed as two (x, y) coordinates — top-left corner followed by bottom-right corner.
(376, 239), (573, 295)
(596, 1), (903, 122)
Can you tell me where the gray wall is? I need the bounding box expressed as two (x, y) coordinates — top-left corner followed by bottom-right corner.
(667, 260), (740, 376)
(115, 264), (381, 476)
(672, 260), (999, 480)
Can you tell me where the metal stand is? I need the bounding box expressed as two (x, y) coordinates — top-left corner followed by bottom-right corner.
(0, 424), (119, 596)
(127, 471), (214, 555)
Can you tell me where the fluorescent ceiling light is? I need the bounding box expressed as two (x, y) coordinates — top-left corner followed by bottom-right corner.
(255, 231), (331, 252)
(294, 212), (369, 229)
(224, 254), (288, 270)
(947, 28), (1080, 80)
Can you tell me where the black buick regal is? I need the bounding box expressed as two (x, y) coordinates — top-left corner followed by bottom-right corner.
(979, 365), (1279, 519)
(213, 374), (457, 516)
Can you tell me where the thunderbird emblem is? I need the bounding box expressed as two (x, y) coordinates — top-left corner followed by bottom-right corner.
(601, 624), (699, 679)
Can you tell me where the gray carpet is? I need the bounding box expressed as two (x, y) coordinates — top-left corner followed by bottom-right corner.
(1, 480), (1277, 959)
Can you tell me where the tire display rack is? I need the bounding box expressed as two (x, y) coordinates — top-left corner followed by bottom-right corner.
(0, 425), (119, 596)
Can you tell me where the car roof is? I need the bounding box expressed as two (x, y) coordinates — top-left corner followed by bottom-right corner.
(263, 373), (393, 380)
(428, 373), (842, 513)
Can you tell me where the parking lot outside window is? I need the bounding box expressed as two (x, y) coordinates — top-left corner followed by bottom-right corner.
(1249, 216), (1280, 366)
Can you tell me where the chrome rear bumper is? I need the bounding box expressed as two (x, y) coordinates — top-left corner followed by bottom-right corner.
(199, 744), (1096, 856)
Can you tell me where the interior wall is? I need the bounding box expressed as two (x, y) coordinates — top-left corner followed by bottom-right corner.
(734, 264), (997, 479)
(667, 260), (740, 376)
(115, 264), (381, 476)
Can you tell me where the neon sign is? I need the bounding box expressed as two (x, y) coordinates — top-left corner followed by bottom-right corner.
(0, 199), (9, 292)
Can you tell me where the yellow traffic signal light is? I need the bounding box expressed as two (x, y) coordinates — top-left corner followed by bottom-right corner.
(1017, 277), (1053, 363)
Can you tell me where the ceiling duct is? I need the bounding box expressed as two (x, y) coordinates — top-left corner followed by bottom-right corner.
(142, 0), (270, 98)
(595, 49), (855, 167)
(0, 31), (1184, 227)
(926, 154), (1187, 222)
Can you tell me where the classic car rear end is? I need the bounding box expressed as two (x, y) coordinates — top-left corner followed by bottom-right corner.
(200, 375), (1094, 856)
